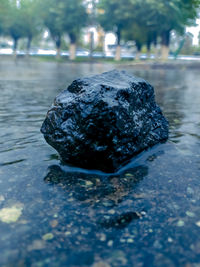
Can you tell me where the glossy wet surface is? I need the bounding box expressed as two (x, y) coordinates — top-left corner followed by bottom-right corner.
(0, 59), (200, 267)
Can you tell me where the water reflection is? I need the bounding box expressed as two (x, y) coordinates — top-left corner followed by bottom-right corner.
(44, 164), (148, 204)
(43, 163), (148, 233)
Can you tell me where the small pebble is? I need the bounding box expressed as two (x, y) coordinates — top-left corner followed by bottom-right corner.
(177, 220), (185, 227)
(107, 240), (113, 247)
(99, 233), (106, 242)
(127, 238), (134, 243)
(153, 240), (162, 249)
(28, 240), (45, 251)
(187, 187), (194, 195)
(85, 180), (93, 186)
(173, 204), (180, 210)
(108, 209), (115, 215)
(195, 221), (200, 227)
(102, 201), (113, 207)
(125, 173), (133, 177)
(186, 211), (195, 217)
(65, 231), (71, 236)
(42, 233), (54, 241)
(50, 220), (58, 227)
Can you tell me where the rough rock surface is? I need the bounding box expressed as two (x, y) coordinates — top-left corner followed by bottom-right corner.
(41, 70), (168, 172)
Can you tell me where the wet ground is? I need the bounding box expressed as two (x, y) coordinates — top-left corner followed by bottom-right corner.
(0, 58), (200, 267)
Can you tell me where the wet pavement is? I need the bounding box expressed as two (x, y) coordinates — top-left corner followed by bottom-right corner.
(0, 58), (200, 266)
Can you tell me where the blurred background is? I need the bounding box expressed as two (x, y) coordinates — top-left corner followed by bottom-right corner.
(1, 2), (200, 266)
(0, 0), (200, 62)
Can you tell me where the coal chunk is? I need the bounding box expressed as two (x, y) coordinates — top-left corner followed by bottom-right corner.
(41, 70), (168, 172)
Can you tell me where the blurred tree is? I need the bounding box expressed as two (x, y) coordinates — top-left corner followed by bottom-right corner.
(98, 0), (131, 61)
(61, 0), (88, 60)
(98, 0), (200, 61)
(0, 0), (9, 35)
(7, 1), (27, 56)
(145, 0), (200, 60)
(123, 23), (147, 59)
(0, 0), (199, 61)
(41, 0), (87, 60)
(122, 0), (155, 59)
(40, 0), (64, 58)
(20, 0), (42, 55)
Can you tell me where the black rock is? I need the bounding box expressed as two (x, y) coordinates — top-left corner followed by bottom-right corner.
(41, 70), (168, 172)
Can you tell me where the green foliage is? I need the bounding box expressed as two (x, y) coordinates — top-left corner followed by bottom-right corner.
(0, 0), (199, 55)
(40, 0), (88, 47)
(0, 0), (10, 35)
(40, 0), (63, 48)
(141, 0), (200, 45)
(20, 0), (42, 42)
(145, 0), (199, 33)
(61, 0), (88, 43)
(98, 0), (200, 48)
(98, 0), (132, 43)
(0, 0), (42, 50)
(7, 1), (27, 45)
(123, 24), (148, 51)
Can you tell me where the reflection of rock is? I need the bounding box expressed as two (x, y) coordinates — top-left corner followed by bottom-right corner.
(41, 70), (168, 172)
(44, 164), (148, 228)
(44, 164), (148, 204)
